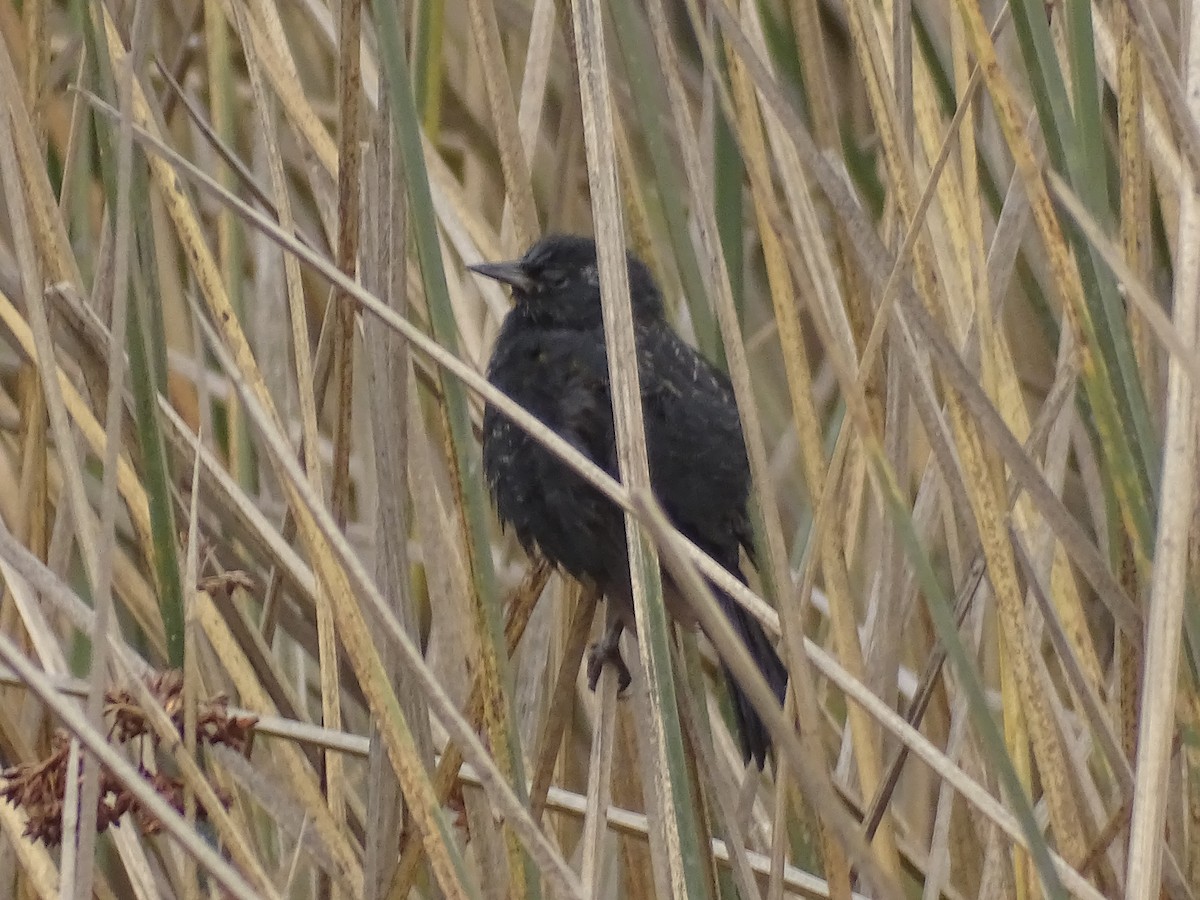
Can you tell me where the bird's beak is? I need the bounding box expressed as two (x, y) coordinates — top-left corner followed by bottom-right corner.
(468, 260), (534, 295)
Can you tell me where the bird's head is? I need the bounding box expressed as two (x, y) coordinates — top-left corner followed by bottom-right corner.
(469, 234), (664, 329)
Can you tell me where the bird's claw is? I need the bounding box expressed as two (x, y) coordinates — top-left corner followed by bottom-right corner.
(587, 636), (631, 693)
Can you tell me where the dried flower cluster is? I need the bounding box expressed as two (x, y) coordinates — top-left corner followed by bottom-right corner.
(0, 670), (257, 845)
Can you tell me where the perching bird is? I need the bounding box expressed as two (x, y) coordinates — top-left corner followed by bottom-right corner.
(471, 234), (788, 767)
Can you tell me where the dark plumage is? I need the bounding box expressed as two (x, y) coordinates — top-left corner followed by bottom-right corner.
(472, 234), (788, 767)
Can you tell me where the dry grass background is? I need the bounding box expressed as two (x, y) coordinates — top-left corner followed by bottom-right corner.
(0, 0), (1195, 897)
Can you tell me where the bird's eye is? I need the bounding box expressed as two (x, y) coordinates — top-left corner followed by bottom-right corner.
(544, 270), (570, 291)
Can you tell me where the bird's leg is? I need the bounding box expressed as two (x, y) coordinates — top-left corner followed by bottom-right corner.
(587, 613), (630, 693)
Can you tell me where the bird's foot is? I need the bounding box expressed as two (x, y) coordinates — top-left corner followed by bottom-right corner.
(587, 626), (631, 693)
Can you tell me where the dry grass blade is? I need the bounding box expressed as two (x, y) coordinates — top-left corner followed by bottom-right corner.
(1125, 7), (1200, 896)
(569, 1), (704, 897)
(73, 30), (138, 899)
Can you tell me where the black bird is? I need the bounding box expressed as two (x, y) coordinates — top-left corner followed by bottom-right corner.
(471, 234), (788, 767)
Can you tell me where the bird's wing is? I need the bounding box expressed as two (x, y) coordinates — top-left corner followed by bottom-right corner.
(636, 325), (755, 562)
(543, 325), (756, 567)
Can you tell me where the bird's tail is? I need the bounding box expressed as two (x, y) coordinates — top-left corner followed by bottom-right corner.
(716, 588), (789, 768)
